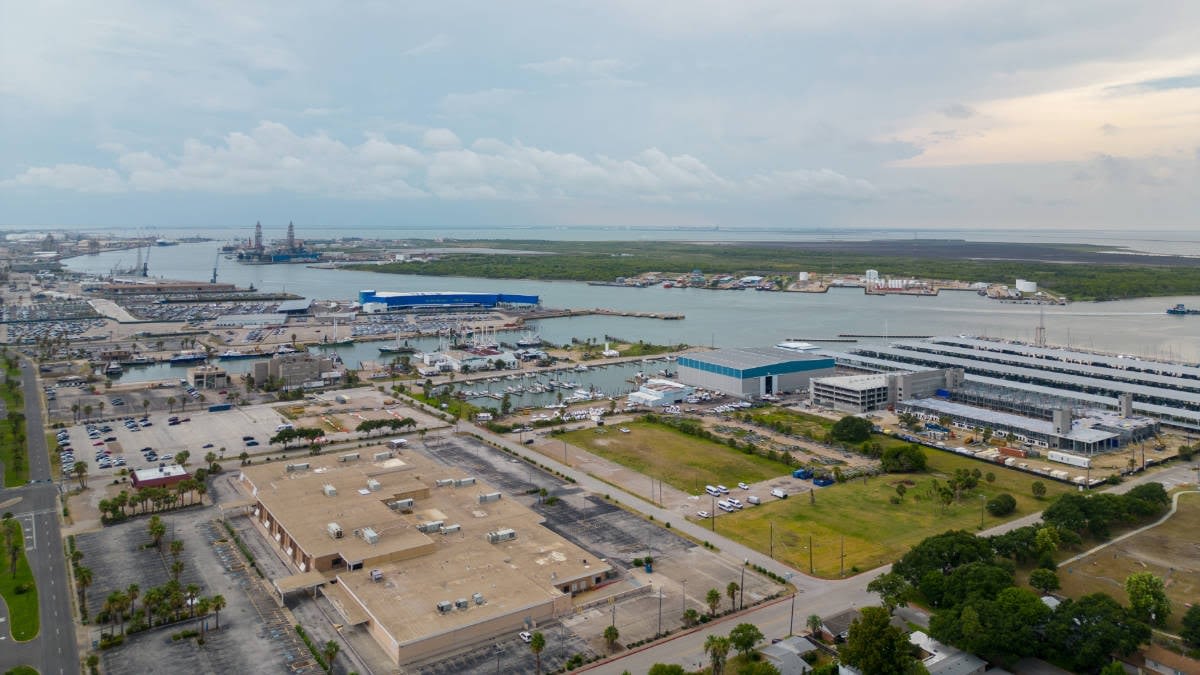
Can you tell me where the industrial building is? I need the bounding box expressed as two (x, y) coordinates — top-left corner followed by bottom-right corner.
(897, 398), (1157, 453)
(358, 290), (540, 312)
(251, 352), (343, 390)
(677, 347), (835, 399)
(627, 378), (695, 407)
(809, 368), (964, 413)
(130, 464), (191, 489)
(234, 450), (612, 666)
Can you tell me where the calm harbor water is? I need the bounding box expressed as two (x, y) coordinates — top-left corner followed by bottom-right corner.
(65, 243), (1200, 374)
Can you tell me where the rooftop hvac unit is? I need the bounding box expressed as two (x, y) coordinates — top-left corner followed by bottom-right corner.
(435, 479), (455, 488)
(436, 601), (452, 614)
(389, 498), (414, 510)
(339, 452), (360, 462)
(286, 462), (310, 472)
(327, 522), (343, 539)
(361, 527), (380, 544)
(372, 451), (393, 461)
(455, 598), (469, 610)
(454, 477), (476, 487)
(366, 478), (381, 492)
(441, 524), (461, 534)
(486, 528), (517, 544)
(472, 592), (485, 605)
(322, 484), (338, 497)
(478, 492), (502, 504)
(417, 520), (444, 533)
(370, 569), (383, 582)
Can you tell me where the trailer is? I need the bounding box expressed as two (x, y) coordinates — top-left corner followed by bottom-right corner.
(1047, 450), (1091, 469)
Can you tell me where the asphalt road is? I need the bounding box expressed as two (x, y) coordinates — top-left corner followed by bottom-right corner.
(0, 359), (80, 675)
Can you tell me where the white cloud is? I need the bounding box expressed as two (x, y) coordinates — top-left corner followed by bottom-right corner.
(1, 121), (875, 204)
(3, 164), (126, 193)
(422, 129), (462, 150)
(403, 33), (449, 56)
(439, 88), (520, 116)
(521, 57), (640, 86)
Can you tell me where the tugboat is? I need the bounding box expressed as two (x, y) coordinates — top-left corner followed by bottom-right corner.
(1166, 304), (1200, 315)
(379, 333), (416, 355)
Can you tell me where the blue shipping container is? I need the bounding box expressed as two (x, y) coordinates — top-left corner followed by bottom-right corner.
(208, 403), (232, 412)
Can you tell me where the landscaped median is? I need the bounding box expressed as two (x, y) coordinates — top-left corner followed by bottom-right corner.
(1, 516), (39, 640)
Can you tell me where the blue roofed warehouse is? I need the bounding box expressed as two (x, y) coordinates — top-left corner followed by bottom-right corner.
(358, 290), (540, 310)
(678, 347), (836, 399)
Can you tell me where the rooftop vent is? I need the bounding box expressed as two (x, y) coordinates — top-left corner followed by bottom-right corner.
(440, 524), (461, 534)
(339, 453), (360, 463)
(417, 520), (444, 533)
(472, 592), (485, 605)
(486, 528), (517, 544)
(388, 498), (414, 510)
(454, 477), (476, 487)
(436, 601), (452, 614)
(366, 478), (381, 492)
(434, 479), (455, 488)
(327, 522), (343, 539)
(372, 451), (393, 461)
(370, 569), (383, 582)
(478, 492), (502, 504)
(455, 598), (469, 610)
(322, 484), (338, 497)
(361, 527), (380, 544)
(286, 462), (310, 472)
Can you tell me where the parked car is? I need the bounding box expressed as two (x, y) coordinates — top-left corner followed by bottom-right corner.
(737, 482), (750, 490)
(696, 510), (711, 518)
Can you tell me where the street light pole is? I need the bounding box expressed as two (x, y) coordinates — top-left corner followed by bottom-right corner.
(788, 592), (796, 636)
(657, 587), (663, 636)
(980, 494), (987, 529)
(681, 578), (687, 615)
(739, 559), (747, 611)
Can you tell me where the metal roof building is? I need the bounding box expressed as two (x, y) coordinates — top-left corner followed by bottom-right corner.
(678, 347), (835, 399)
(358, 290), (540, 309)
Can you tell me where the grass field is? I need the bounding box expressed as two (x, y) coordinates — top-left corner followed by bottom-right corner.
(560, 420), (794, 493)
(1054, 492), (1200, 633)
(0, 365), (28, 487)
(745, 407), (835, 440)
(0, 520), (40, 640)
(706, 448), (1071, 578)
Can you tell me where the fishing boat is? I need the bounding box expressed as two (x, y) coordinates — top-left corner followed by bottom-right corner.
(321, 321), (355, 347)
(104, 362), (123, 376)
(1166, 304), (1200, 315)
(219, 349), (260, 361)
(379, 333), (416, 355)
(515, 331), (543, 348)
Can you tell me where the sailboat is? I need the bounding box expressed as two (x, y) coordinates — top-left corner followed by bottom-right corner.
(379, 332), (415, 355)
(322, 321), (355, 348)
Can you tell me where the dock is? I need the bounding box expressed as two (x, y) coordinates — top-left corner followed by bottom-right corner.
(525, 308), (684, 321)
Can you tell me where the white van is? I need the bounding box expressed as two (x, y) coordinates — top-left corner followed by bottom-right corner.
(746, 495), (761, 505)
(770, 488), (788, 499)
(275, 423), (295, 432)
(727, 498), (743, 509)
(717, 500), (735, 512)
(705, 485), (722, 497)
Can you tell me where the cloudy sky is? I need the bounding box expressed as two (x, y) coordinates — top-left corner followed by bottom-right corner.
(2, 1), (1198, 231)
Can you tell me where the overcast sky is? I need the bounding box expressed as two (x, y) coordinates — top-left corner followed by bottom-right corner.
(2, 1), (1198, 231)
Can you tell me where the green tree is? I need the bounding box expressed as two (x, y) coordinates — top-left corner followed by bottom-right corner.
(1125, 572), (1171, 626)
(806, 614), (822, 636)
(986, 493), (1017, 516)
(893, 530), (994, 585)
(603, 624), (620, 652)
(727, 581), (740, 612)
(737, 662), (782, 675)
(683, 608), (700, 627)
(881, 444), (927, 472)
(320, 640), (339, 672)
(867, 572), (911, 613)
(1043, 593), (1150, 671)
(704, 634), (732, 675)
(648, 666), (686, 675)
(1099, 662), (1126, 675)
(76, 565), (93, 611)
(148, 515), (166, 550)
(1034, 526), (1061, 556)
(1029, 568), (1060, 595)
(530, 631), (546, 674)
(840, 606), (918, 675)
(706, 588), (722, 616)
(1031, 481), (1047, 499)
(73, 460), (89, 489)
(728, 622), (765, 659)
(1181, 604), (1200, 647)
(831, 415), (873, 443)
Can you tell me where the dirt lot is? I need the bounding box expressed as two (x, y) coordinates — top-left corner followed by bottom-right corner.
(1057, 492), (1200, 632)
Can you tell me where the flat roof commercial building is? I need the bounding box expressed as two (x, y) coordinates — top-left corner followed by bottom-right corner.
(809, 368), (964, 413)
(678, 347), (835, 399)
(236, 450), (611, 666)
(627, 378), (694, 407)
(130, 464), (191, 489)
(251, 353), (342, 390)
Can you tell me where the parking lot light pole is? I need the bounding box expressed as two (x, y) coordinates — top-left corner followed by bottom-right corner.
(657, 587), (663, 636)
(739, 559), (747, 610)
(681, 578), (687, 615)
(494, 644), (502, 674)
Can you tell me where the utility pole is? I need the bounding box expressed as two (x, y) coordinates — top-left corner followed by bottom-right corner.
(840, 535), (845, 577)
(681, 578), (687, 616)
(711, 494), (716, 531)
(769, 521), (774, 559)
(657, 587), (663, 636)
(809, 534), (814, 575)
(788, 592), (796, 636)
(739, 559), (747, 610)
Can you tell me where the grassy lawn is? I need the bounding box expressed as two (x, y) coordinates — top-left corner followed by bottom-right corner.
(745, 407), (835, 440)
(1053, 492), (1200, 633)
(560, 420), (794, 493)
(0, 520), (40, 640)
(713, 448), (1071, 578)
(0, 365), (28, 487)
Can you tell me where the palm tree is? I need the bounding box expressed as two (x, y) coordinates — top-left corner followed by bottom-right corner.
(195, 597), (211, 637)
(171, 560), (184, 582)
(83, 404), (92, 420)
(806, 614), (823, 637)
(185, 583), (200, 617)
(322, 640), (340, 672)
(71, 402), (79, 422)
(603, 624), (620, 653)
(706, 588), (721, 616)
(142, 399), (150, 416)
(166, 396), (176, 413)
(704, 634), (731, 675)
(529, 631), (546, 675)
(682, 608), (700, 627)
(126, 583), (140, 623)
(726, 581), (739, 612)
(73, 461), (89, 489)
(170, 539), (185, 563)
(195, 481), (208, 505)
(97, 400), (105, 419)
(148, 515), (165, 549)
(211, 594), (226, 630)
(76, 565), (93, 614)
(239, 451), (250, 465)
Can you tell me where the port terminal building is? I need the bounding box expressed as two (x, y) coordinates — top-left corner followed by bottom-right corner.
(358, 290), (540, 312)
(808, 368), (965, 413)
(235, 450), (611, 666)
(627, 378), (695, 407)
(677, 347), (835, 398)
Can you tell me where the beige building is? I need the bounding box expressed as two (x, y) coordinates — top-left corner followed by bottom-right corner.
(251, 352), (341, 390)
(188, 364), (230, 389)
(236, 449), (611, 666)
